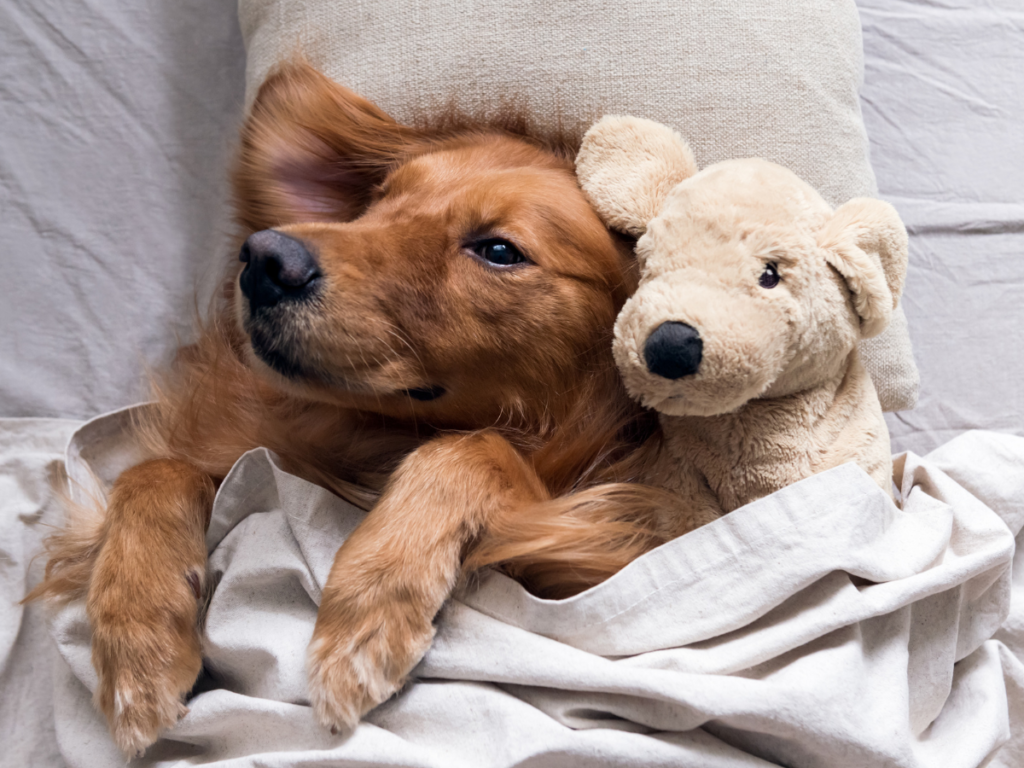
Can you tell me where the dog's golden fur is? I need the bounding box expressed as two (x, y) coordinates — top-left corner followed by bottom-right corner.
(29, 62), (675, 755)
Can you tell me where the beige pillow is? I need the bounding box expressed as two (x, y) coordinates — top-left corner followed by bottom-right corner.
(239, 0), (918, 411)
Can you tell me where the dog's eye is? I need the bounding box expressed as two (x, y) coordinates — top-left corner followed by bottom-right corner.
(472, 239), (527, 267)
(759, 263), (781, 289)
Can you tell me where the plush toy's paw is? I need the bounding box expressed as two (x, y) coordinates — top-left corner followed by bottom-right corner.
(306, 594), (436, 732)
(88, 566), (206, 757)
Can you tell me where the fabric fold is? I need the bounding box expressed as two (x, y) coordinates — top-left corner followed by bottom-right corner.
(35, 411), (1024, 767)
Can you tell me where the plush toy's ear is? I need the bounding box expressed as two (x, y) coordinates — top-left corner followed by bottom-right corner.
(817, 198), (909, 338)
(575, 116), (698, 237)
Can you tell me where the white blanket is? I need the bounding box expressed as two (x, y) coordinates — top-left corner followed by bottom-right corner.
(4, 410), (1018, 767)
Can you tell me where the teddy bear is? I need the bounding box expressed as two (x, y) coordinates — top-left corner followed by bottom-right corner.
(575, 116), (909, 537)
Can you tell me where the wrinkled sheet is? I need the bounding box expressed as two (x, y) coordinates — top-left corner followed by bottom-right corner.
(857, 0), (1024, 453)
(3, 411), (1017, 767)
(0, 0), (245, 419)
(0, 418), (80, 767)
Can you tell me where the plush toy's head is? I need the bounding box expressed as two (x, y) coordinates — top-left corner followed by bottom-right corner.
(577, 116), (908, 417)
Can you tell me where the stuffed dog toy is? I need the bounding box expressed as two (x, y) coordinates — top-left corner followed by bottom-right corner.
(575, 116), (909, 536)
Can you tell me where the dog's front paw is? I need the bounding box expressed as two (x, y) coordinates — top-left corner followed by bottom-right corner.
(306, 597), (436, 732)
(95, 667), (192, 758)
(89, 567), (206, 757)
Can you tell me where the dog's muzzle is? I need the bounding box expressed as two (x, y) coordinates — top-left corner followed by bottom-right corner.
(239, 229), (321, 312)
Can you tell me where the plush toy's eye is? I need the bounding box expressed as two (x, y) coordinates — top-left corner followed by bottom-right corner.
(759, 263), (781, 289)
(470, 239), (528, 267)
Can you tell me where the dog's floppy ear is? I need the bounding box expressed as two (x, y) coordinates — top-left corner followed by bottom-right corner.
(234, 60), (422, 232)
(817, 198), (909, 338)
(575, 116), (698, 237)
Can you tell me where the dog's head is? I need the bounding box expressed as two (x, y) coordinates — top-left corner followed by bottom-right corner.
(231, 63), (635, 428)
(577, 116), (908, 417)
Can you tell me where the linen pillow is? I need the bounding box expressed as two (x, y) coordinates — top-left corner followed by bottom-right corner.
(238, 0), (918, 411)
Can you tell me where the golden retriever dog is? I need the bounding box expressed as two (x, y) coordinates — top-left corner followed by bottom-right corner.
(30, 62), (670, 756)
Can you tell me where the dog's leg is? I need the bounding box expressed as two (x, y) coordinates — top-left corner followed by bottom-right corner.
(307, 430), (546, 731)
(87, 458), (215, 756)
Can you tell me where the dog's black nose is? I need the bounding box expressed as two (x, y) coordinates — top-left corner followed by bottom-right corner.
(239, 230), (320, 310)
(644, 321), (703, 379)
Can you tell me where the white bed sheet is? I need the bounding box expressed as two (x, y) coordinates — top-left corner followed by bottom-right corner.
(0, 0), (245, 419)
(857, 0), (1024, 453)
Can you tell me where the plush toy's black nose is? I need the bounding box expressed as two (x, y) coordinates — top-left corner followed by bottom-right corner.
(239, 230), (321, 311)
(644, 321), (703, 379)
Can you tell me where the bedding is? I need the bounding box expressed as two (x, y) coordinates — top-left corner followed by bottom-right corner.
(857, 0), (1024, 453)
(4, 0), (1024, 766)
(17, 410), (1024, 766)
(0, 0), (245, 420)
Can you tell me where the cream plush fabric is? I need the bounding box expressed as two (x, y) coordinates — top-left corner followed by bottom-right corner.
(238, 0), (918, 411)
(575, 115), (907, 536)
